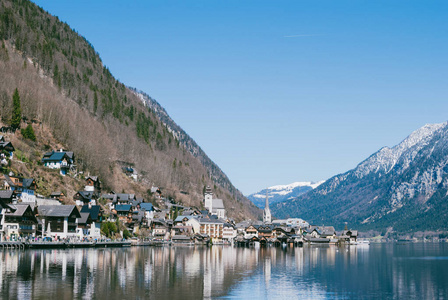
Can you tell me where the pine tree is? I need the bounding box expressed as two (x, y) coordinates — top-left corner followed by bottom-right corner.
(11, 88), (22, 129)
(21, 124), (36, 141)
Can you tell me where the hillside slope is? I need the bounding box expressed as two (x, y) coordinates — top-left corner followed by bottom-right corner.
(0, 0), (260, 221)
(272, 122), (448, 232)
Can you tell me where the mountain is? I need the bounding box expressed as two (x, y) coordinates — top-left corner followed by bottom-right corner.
(247, 181), (324, 209)
(0, 0), (260, 221)
(272, 122), (448, 233)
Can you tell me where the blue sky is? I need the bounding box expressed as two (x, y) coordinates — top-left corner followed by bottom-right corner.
(33, 0), (448, 194)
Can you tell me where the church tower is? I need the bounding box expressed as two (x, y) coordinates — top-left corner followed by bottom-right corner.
(204, 186), (213, 211)
(263, 189), (272, 224)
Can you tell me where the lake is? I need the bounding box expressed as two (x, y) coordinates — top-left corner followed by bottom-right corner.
(1, 243), (448, 299)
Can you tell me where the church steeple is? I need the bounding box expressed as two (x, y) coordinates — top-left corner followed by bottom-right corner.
(263, 188), (272, 224)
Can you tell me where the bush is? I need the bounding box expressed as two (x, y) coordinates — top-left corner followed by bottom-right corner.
(21, 124), (36, 141)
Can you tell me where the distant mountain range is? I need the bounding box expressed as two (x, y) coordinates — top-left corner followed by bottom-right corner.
(247, 181), (324, 209)
(272, 122), (448, 232)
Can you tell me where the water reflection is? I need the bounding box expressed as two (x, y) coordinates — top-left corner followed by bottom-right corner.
(0, 243), (447, 299)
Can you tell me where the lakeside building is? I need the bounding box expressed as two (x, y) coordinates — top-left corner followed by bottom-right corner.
(37, 205), (81, 239)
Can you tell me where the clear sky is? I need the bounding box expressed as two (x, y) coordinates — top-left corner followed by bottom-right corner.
(32, 0), (448, 195)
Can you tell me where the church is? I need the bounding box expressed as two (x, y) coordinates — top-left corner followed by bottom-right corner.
(263, 189), (271, 224)
(203, 186), (226, 219)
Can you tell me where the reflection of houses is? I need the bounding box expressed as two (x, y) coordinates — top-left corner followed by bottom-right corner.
(37, 205), (81, 239)
(3, 204), (37, 240)
(203, 186), (226, 219)
(3, 175), (36, 203)
(42, 149), (75, 175)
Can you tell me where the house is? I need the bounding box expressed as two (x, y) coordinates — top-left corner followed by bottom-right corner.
(0, 190), (18, 241)
(76, 212), (93, 237)
(37, 205), (81, 239)
(3, 204), (38, 240)
(222, 223), (237, 241)
(343, 230), (358, 243)
(113, 204), (133, 224)
(199, 218), (224, 243)
(49, 191), (66, 202)
(85, 176), (101, 196)
(3, 175), (36, 203)
(74, 191), (97, 206)
(255, 225), (275, 239)
(151, 219), (169, 239)
(138, 202), (154, 227)
(203, 186), (226, 219)
(79, 204), (103, 238)
(0, 135), (14, 159)
(41, 149), (75, 175)
(244, 225), (259, 238)
(174, 215), (200, 234)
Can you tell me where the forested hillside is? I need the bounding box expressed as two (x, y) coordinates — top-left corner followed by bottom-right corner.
(0, 0), (260, 221)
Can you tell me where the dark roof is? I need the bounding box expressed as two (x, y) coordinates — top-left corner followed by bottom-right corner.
(86, 176), (99, 182)
(199, 218), (224, 224)
(0, 141), (15, 152)
(76, 191), (94, 200)
(78, 212), (92, 224)
(0, 190), (14, 200)
(115, 204), (132, 212)
(50, 192), (64, 197)
(140, 203), (153, 211)
(38, 205), (81, 218)
(80, 205), (101, 221)
(101, 194), (116, 200)
(4, 175), (35, 189)
(42, 151), (70, 162)
(6, 204), (37, 222)
(116, 193), (131, 201)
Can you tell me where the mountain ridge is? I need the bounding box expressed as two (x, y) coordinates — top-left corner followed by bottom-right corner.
(272, 122), (448, 232)
(247, 181), (324, 209)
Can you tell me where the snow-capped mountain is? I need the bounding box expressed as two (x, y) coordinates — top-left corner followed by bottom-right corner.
(247, 181), (324, 208)
(272, 122), (448, 232)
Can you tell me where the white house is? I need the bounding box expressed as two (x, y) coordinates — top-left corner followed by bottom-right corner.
(37, 205), (81, 239)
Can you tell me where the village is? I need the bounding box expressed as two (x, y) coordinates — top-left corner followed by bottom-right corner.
(1, 134), (360, 249)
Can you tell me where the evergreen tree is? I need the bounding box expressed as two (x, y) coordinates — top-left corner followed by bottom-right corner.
(21, 124), (36, 141)
(11, 88), (22, 129)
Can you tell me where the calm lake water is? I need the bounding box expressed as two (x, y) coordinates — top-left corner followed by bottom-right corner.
(1, 243), (448, 299)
